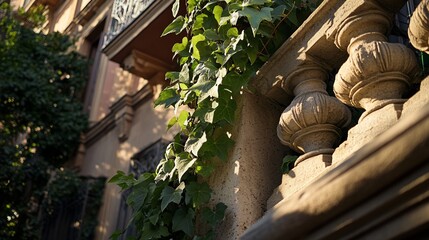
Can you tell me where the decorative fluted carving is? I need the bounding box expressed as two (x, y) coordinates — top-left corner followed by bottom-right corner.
(409, 0), (429, 54)
(277, 65), (351, 165)
(332, 6), (419, 120)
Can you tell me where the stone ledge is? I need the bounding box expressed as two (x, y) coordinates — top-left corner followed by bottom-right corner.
(241, 101), (429, 239)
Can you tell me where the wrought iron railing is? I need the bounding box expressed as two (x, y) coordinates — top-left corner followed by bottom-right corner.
(103, 0), (155, 48)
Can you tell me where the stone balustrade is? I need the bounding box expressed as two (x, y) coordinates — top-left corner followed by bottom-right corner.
(258, 0), (423, 208)
(409, 0), (429, 53)
(277, 63), (351, 166)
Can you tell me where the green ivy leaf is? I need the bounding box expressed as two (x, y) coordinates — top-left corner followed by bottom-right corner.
(242, 0), (268, 6)
(287, 9), (299, 27)
(179, 63), (190, 84)
(167, 116), (177, 130)
(172, 37), (189, 56)
(282, 155), (298, 173)
(186, 182), (211, 207)
(187, 0), (197, 12)
(195, 161), (215, 178)
(141, 223), (169, 239)
(213, 88), (236, 124)
(172, 208), (195, 236)
(162, 16), (186, 36)
(126, 182), (149, 211)
(154, 88), (180, 107)
(204, 29), (221, 41)
(191, 34), (206, 60)
(223, 68), (255, 94)
(194, 13), (208, 31)
(202, 132), (234, 161)
(172, 0), (180, 17)
(177, 110), (189, 130)
(147, 208), (161, 225)
(165, 71), (179, 82)
(239, 7), (273, 36)
(213, 5), (223, 24)
(175, 153), (197, 182)
(202, 202), (227, 227)
(185, 131), (207, 156)
(226, 27), (239, 38)
(108, 171), (135, 190)
(160, 182), (185, 211)
(271, 5), (287, 19)
(109, 230), (123, 240)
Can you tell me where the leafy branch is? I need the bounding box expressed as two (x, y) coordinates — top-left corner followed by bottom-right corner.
(110, 0), (319, 239)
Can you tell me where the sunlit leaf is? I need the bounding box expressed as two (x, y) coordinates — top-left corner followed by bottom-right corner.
(175, 154), (197, 182)
(213, 5), (223, 24)
(172, 0), (180, 17)
(185, 131), (207, 156)
(191, 34), (206, 60)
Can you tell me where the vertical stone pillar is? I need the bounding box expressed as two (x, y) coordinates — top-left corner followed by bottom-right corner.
(409, 0), (429, 54)
(330, 2), (419, 162)
(269, 62), (351, 207)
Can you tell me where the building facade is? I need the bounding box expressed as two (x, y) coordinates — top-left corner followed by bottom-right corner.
(11, 0), (429, 239)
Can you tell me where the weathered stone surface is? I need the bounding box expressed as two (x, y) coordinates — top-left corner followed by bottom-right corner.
(277, 64), (351, 161)
(267, 154), (332, 209)
(333, 103), (403, 163)
(409, 0), (429, 53)
(328, 0), (419, 164)
(331, 4), (419, 114)
(242, 103), (429, 240)
(402, 76), (429, 118)
(208, 92), (285, 240)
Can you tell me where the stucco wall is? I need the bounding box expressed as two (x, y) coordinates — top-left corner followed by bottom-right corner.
(208, 92), (286, 239)
(80, 91), (176, 239)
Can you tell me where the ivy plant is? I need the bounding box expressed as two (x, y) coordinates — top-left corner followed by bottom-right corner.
(110, 0), (319, 239)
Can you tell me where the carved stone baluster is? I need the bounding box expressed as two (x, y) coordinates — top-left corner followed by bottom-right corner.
(329, 2), (419, 160)
(277, 64), (351, 166)
(269, 63), (351, 207)
(409, 0), (429, 54)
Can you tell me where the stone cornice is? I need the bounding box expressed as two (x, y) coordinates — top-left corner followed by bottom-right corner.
(83, 85), (152, 147)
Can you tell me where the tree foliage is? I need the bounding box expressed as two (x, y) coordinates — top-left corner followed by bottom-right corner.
(111, 0), (319, 239)
(0, 3), (89, 239)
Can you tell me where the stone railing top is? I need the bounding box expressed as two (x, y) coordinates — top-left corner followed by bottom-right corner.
(250, 0), (407, 106)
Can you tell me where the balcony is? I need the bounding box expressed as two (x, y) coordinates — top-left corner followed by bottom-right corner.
(103, 0), (155, 47)
(229, 0), (429, 238)
(102, 0), (180, 78)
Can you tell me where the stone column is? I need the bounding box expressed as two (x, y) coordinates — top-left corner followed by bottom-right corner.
(330, 2), (419, 162)
(277, 63), (351, 165)
(409, 0), (429, 54)
(269, 63), (351, 207)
